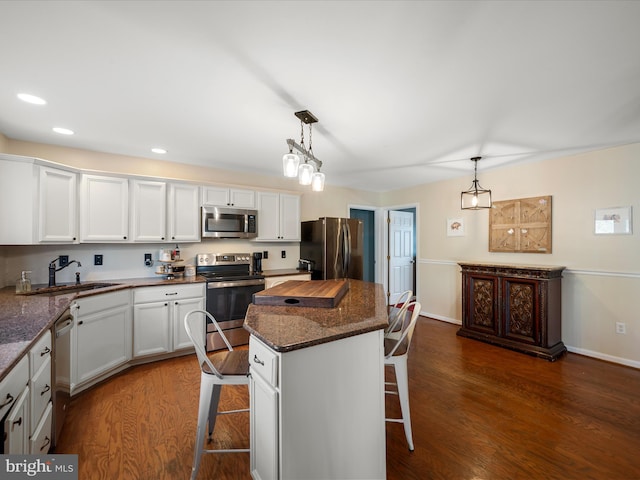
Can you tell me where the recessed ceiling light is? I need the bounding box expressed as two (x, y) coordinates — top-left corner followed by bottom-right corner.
(17, 93), (47, 105)
(151, 148), (167, 154)
(52, 127), (74, 135)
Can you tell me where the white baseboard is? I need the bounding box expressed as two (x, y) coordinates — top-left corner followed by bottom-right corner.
(566, 346), (640, 370)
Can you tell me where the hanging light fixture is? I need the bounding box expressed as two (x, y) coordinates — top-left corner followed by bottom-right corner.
(282, 110), (325, 191)
(461, 156), (492, 210)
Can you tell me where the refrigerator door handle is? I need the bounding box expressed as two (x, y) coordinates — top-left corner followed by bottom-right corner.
(343, 222), (352, 277)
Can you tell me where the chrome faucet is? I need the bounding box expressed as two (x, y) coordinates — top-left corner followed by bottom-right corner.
(48, 257), (82, 287)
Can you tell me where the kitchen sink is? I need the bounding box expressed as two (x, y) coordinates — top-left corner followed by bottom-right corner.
(21, 282), (121, 296)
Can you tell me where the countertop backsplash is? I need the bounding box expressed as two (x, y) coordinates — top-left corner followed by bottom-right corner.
(1, 241), (301, 288)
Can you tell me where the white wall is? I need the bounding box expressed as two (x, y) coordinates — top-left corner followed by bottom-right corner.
(384, 143), (640, 368)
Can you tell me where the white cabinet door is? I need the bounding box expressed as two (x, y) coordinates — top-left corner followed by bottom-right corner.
(131, 180), (167, 242)
(38, 166), (78, 243)
(256, 192), (279, 240)
(279, 193), (301, 241)
(250, 370), (279, 480)
(29, 402), (52, 455)
(0, 158), (37, 244)
(229, 188), (256, 208)
(5, 386), (29, 454)
(133, 302), (172, 357)
(202, 186), (255, 208)
(80, 174), (129, 242)
(168, 183), (200, 242)
(172, 296), (204, 351)
(73, 291), (131, 389)
(256, 192), (300, 241)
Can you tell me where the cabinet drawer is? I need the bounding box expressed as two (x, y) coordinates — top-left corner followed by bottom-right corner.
(29, 330), (52, 376)
(31, 356), (52, 433)
(0, 355), (28, 419)
(134, 284), (204, 304)
(30, 401), (53, 454)
(75, 289), (130, 316)
(249, 336), (278, 387)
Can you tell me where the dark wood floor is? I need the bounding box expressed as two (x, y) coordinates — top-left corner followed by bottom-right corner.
(55, 317), (640, 479)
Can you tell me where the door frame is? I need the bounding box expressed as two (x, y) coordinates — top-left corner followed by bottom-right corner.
(349, 202), (419, 305)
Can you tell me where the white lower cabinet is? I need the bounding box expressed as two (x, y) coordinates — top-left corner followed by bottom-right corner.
(72, 290), (132, 392)
(249, 331), (386, 480)
(4, 385), (29, 454)
(133, 284), (205, 358)
(30, 402), (53, 454)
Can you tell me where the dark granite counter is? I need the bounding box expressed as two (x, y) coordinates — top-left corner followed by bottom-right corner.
(0, 275), (206, 382)
(244, 279), (388, 353)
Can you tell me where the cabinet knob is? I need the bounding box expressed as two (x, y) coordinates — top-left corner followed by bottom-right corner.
(78, 320), (84, 325)
(12, 416), (22, 427)
(1, 393), (14, 408)
(123, 236), (127, 240)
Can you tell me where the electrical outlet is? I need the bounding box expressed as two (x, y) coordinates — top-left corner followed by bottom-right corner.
(144, 253), (153, 267)
(615, 322), (626, 334)
(59, 255), (69, 267)
(281, 250), (286, 258)
(263, 251), (268, 259)
(94, 254), (103, 266)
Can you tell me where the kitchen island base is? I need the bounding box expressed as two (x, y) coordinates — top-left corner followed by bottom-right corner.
(249, 331), (386, 480)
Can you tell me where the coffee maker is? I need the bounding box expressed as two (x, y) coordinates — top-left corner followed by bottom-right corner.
(252, 252), (263, 274)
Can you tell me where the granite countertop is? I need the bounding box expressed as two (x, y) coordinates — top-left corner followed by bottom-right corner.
(261, 268), (312, 277)
(244, 279), (388, 353)
(0, 275), (206, 382)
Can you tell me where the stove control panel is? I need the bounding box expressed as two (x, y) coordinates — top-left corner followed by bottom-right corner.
(196, 253), (251, 266)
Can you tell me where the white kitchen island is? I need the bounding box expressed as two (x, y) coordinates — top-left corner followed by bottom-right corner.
(244, 279), (388, 480)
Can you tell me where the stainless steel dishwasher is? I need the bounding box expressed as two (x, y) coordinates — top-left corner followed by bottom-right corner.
(53, 308), (73, 447)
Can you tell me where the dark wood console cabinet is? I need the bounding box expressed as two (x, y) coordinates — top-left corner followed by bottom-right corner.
(457, 263), (567, 361)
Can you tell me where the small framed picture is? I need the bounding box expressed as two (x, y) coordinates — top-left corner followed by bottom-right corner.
(447, 218), (465, 236)
(594, 206), (632, 235)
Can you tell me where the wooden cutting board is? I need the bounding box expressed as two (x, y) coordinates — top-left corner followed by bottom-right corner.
(253, 279), (349, 308)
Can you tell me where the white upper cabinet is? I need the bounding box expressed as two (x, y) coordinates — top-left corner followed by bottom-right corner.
(131, 180), (200, 243)
(38, 167), (78, 243)
(0, 155), (78, 245)
(202, 186), (255, 208)
(80, 174), (129, 242)
(168, 183), (200, 242)
(131, 180), (167, 242)
(256, 191), (300, 241)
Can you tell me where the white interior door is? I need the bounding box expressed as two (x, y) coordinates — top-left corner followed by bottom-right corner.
(388, 210), (414, 305)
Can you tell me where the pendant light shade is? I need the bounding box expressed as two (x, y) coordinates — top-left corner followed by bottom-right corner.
(298, 162), (314, 185)
(282, 152), (300, 177)
(311, 171), (325, 191)
(461, 157), (492, 210)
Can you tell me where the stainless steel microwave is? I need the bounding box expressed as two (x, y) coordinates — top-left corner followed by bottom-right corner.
(201, 206), (258, 239)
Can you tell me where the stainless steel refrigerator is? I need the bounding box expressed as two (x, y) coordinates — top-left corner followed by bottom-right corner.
(300, 217), (363, 280)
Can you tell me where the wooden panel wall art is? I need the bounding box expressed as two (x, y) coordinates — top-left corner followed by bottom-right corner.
(489, 196), (552, 253)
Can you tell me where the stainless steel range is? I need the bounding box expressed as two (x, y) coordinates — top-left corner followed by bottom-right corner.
(196, 253), (265, 351)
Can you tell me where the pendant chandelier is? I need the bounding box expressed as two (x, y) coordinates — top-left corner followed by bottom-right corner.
(461, 156), (492, 209)
(282, 110), (325, 192)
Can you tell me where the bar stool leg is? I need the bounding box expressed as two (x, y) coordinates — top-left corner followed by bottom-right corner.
(394, 357), (414, 451)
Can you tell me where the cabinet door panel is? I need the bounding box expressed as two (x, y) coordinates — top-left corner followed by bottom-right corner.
(133, 302), (171, 357)
(279, 194), (300, 241)
(172, 297), (204, 351)
(80, 175), (129, 241)
(250, 369), (279, 480)
(39, 167), (77, 242)
(6, 385), (29, 454)
(75, 305), (131, 385)
(464, 275), (500, 336)
(168, 183), (200, 241)
(132, 180), (166, 242)
(502, 278), (540, 345)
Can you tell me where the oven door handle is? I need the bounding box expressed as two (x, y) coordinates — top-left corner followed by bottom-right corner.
(207, 279), (265, 289)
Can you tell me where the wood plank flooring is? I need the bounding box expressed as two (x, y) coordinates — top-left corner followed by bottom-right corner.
(54, 317), (640, 479)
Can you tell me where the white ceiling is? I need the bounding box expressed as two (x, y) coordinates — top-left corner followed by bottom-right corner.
(1, 1), (639, 192)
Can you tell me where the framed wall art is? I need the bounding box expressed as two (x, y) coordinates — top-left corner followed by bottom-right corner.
(489, 195), (552, 253)
(594, 206), (632, 235)
(447, 218), (465, 236)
